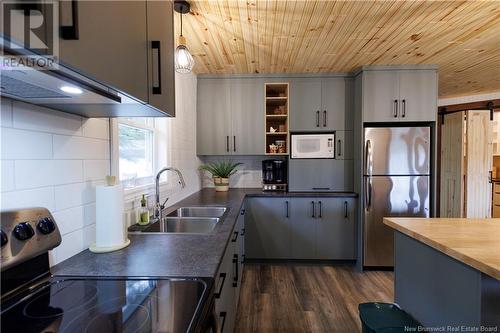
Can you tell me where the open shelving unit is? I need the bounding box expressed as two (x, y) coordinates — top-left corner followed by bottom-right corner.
(265, 83), (289, 155)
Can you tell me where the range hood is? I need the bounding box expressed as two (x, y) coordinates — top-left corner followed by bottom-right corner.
(0, 37), (170, 118)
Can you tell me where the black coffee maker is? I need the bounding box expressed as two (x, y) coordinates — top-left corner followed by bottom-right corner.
(262, 159), (287, 191)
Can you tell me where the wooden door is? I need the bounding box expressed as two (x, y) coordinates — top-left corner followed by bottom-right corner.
(230, 78), (265, 154)
(362, 71), (399, 122)
(465, 111), (493, 218)
(439, 112), (465, 217)
(59, 1), (149, 102)
(398, 70), (438, 122)
(289, 79), (322, 130)
(321, 78), (346, 130)
(196, 79), (231, 155)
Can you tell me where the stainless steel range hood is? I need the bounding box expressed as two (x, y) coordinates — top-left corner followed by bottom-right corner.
(1, 37), (170, 118)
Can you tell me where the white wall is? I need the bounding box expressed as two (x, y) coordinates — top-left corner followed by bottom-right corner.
(200, 156), (264, 188)
(0, 72), (201, 265)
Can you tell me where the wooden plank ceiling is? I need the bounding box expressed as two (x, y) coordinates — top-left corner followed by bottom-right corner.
(175, 0), (500, 98)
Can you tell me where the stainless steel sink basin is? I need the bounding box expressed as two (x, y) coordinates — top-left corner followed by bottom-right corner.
(142, 217), (220, 234)
(167, 206), (227, 218)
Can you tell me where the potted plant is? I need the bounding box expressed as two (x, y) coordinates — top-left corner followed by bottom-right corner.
(200, 161), (243, 192)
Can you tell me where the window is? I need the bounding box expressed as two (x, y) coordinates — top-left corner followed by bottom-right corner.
(118, 118), (155, 187)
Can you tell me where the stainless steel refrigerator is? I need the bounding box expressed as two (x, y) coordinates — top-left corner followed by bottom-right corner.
(363, 126), (431, 267)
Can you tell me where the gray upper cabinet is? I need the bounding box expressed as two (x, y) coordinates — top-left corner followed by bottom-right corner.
(245, 198), (291, 259)
(58, 1), (175, 116)
(290, 77), (348, 131)
(362, 69), (437, 122)
(59, 1), (149, 102)
(316, 198), (356, 259)
(146, 0), (175, 115)
(230, 79), (265, 154)
(197, 78), (264, 155)
(290, 79), (322, 131)
(289, 159), (353, 192)
(197, 79), (231, 155)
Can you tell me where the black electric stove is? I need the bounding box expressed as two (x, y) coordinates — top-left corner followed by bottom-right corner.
(0, 208), (216, 333)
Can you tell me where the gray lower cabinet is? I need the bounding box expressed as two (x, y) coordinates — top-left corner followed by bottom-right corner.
(315, 198), (356, 259)
(245, 197), (356, 260)
(245, 198), (291, 259)
(289, 159), (353, 192)
(215, 206), (246, 333)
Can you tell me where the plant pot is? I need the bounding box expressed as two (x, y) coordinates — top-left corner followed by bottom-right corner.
(213, 177), (229, 192)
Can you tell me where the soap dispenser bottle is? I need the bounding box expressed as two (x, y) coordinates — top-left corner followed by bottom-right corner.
(138, 194), (150, 225)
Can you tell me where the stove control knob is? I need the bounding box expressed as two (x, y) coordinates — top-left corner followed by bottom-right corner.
(1, 230), (7, 247)
(37, 217), (56, 235)
(13, 222), (35, 241)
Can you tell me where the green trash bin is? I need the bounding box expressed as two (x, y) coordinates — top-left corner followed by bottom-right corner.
(358, 302), (420, 333)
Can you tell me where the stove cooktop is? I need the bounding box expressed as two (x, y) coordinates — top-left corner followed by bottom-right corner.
(1, 278), (208, 333)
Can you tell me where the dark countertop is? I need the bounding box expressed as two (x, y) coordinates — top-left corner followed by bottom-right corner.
(52, 188), (357, 278)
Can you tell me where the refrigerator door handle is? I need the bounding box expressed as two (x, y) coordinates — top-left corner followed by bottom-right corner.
(365, 139), (373, 210)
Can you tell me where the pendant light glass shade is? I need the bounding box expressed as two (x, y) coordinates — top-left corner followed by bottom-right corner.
(175, 44), (194, 73)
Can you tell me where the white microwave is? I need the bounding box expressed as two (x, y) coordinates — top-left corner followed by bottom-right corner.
(290, 132), (335, 159)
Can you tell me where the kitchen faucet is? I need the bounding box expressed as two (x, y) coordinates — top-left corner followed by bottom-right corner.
(155, 167), (186, 219)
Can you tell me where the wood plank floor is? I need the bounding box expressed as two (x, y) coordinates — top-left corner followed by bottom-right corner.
(235, 264), (394, 333)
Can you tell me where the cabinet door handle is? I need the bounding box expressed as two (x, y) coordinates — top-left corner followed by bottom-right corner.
(240, 227), (245, 236)
(337, 139), (342, 157)
(226, 136), (229, 152)
(233, 254), (239, 287)
(323, 110), (327, 127)
(311, 201), (316, 218)
(285, 200), (289, 218)
(318, 201), (322, 218)
(233, 136), (236, 152)
(401, 99), (406, 118)
(393, 99), (398, 118)
(316, 111), (320, 127)
(214, 273), (226, 298)
(60, 0), (79, 40)
(231, 231), (238, 242)
(344, 201), (348, 218)
(151, 41), (162, 95)
(219, 312), (227, 332)
(312, 187), (330, 191)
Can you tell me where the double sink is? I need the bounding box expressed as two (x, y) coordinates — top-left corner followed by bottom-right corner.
(139, 207), (227, 234)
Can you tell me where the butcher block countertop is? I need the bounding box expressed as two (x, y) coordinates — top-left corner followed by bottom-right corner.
(383, 218), (500, 280)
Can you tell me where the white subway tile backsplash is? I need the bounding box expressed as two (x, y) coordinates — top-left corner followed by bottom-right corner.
(53, 205), (85, 235)
(1, 128), (53, 159)
(83, 160), (109, 181)
(53, 135), (109, 159)
(1, 160), (15, 192)
(12, 101), (82, 135)
(1, 98), (13, 127)
(1, 186), (55, 211)
(54, 182), (96, 211)
(82, 118), (109, 140)
(15, 160), (83, 190)
(53, 224), (95, 263)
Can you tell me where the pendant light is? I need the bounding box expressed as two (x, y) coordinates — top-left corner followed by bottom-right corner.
(174, 1), (194, 73)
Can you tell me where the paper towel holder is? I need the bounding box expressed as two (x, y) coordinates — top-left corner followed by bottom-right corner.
(89, 238), (131, 253)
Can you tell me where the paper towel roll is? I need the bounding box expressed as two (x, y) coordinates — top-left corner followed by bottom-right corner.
(90, 184), (130, 253)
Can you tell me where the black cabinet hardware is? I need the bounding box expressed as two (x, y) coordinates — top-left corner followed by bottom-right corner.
(311, 201), (316, 218)
(337, 139), (342, 157)
(151, 41), (162, 94)
(60, 0), (79, 40)
(401, 99), (406, 118)
(312, 187), (330, 190)
(214, 273), (226, 298)
(393, 99), (398, 118)
(233, 254), (239, 287)
(233, 136), (236, 152)
(316, 110), (320, 127)
(285, 200), (289, 218)
(219, 312), (227, 332)
(231, 231), (238, 242)
(240, 228), (245, 236)
(318, 201), (322, 218)
(344, 201), (348, 218)
(226, 136), (229, 152)
(323, 110), (327, 127)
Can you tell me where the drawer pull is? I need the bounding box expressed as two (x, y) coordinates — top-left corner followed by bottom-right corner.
(214, 273), (226, 298)
(219, 311), (227, 332)
(231, 231), (239, 242)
